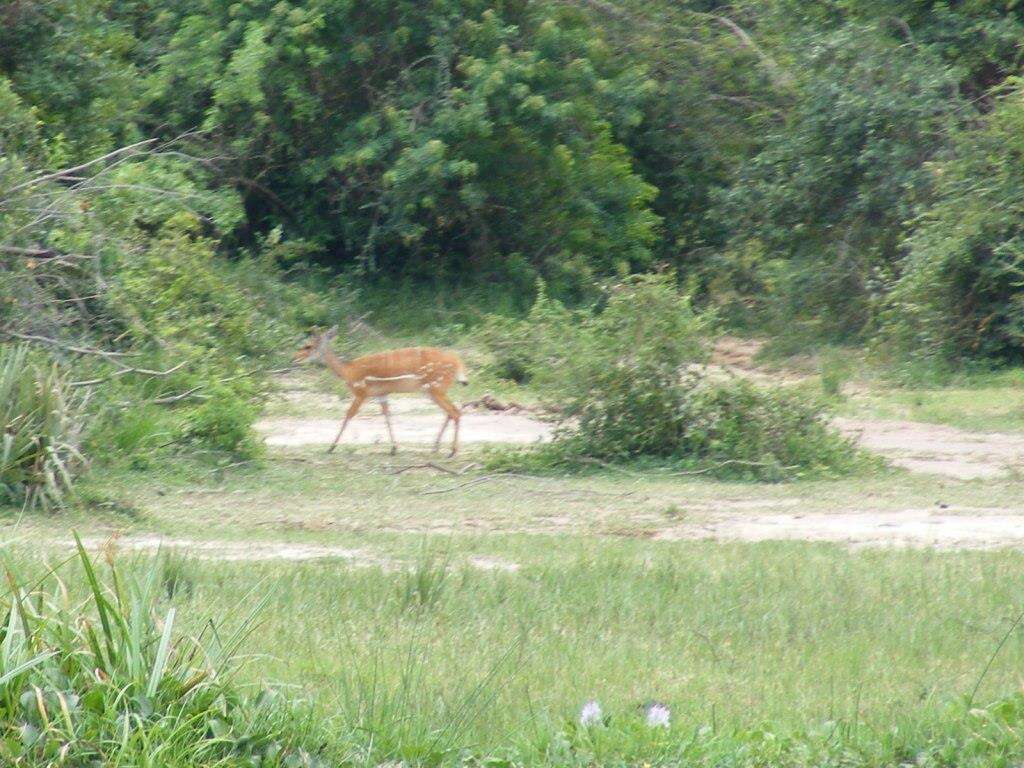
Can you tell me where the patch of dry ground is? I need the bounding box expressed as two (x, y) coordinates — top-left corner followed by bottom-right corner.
(65, 535), (520, 571)
(657, 507), (1024, 549)
(259, 356), (1024, 481)
(227, 344), (1024, 552)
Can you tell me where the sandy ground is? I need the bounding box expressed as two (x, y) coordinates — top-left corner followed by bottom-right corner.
(258, 396), (552, 448)
(835, 417), (1024, 480)
(240, 342), (1024, 552)
(65, 535), (520, 571)
(256, 393), (1023, 480)
(656, 508), (1024, 550)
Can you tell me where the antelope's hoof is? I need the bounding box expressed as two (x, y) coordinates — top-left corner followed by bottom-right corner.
(390, 445), (397, 456)
(326, 445), (336, 454)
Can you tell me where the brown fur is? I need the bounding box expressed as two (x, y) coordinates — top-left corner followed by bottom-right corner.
(294, 328), (467, 455)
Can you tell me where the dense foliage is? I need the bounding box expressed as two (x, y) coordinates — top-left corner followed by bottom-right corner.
(141, 0), (662, 297)
(6, 0), (1024, 353)
(5, 0), (1024, 501)
(882, 86), (1024, 365)
(483, 277), (859, 479)
(0, 543), (333, 765)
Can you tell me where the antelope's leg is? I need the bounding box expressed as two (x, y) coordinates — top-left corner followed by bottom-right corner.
(379, 397), (398, 455)
(433, 416), (450, 453)
(427, 388), (462, 457)
(328, 392), (366, 454)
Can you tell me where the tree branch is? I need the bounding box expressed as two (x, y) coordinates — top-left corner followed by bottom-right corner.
(7, 138), (158, 194)
(1, 330), (131, 358)
(706, 14), (794, 89)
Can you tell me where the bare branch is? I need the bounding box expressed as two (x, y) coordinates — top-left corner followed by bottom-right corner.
(1, 330), (131, 358)
(152, 387), (207, 404)
(706, 14), (794, 89)
(7, 138), (158, 194)
(68, 360), (189, 388)
(0, 245), (58, 258)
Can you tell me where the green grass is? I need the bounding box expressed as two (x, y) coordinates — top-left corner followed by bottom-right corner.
(749, 337), (1024, 433)
(36, 444), (1024, 545)
(3, 445), (1024, 764)
(841, 368), (1024, 432)
(8, 330), (1024, 765)
(6, 537), (1024, 766)
(0, 543), (334, 766)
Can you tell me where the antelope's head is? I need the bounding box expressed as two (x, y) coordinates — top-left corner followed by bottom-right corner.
(294, 326), (338, 364)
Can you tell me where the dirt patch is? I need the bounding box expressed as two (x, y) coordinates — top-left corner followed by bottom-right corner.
(257, 400), (1024, 480)
(835, 417), (1024, 480)
(656, 507), (1024, 550)
(258, 348), (1024, 479)
(64, 511), (1024, 553)
(67, 535), (520, 571)
(258, 413), (551, 449)
(711, 336), (766, 369)
(75, 535), (385, 564)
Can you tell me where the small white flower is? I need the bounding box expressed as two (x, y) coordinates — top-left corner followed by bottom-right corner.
(644, 702), (670, 728)
(579, 699), (603, 726)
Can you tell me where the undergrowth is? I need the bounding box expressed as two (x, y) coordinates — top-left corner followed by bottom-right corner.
(0, 538), (334, 766)
(479, 276), (863, 480)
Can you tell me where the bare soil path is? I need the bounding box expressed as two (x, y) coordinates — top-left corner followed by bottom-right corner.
(238, 345), (1024, 552)
(257, 396), (552, 448)
(656, 508), (1024, 550)
(258, 347), (1024, 480)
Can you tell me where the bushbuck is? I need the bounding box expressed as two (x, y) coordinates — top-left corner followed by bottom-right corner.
(294, 327), (467, 456)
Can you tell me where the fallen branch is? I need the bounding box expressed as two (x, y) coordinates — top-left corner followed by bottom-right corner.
(2, 330), (131, 358)
(462, 394), (530, 413)
(419, 475), (500, 495)
(0, 245), (59, 258)
(666, 459), (799, 476)
(566, 456), (644, 477)
(387, 461), (481, 476)
(69, 360), (189, 388)
(387, 462), (460, 476)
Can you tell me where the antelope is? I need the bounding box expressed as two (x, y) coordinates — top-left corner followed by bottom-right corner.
(293, 327), (468, 456)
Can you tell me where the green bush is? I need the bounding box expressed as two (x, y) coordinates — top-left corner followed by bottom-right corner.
(880, 84), (1024, 365)
(485, 276), (859, 479)
(0, 540), (333, 766)
(0, 346), (88, 510)
(183, 385), (264, 459)
(476, 281), (577, 384)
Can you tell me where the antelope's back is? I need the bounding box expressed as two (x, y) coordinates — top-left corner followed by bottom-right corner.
(353, 347), (464, 388)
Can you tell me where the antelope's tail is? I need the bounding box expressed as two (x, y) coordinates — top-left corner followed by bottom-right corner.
(456, 358), (469, 386)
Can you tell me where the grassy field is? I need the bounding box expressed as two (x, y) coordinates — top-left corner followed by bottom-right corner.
(5, 530), (1024, 765)
(840, 368), (1024, 432)
(6, 343), (1024, 765)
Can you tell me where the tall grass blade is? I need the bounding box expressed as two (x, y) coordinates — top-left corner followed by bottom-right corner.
(74, 532), (116, 669)
(147, 607), (176, 698)
(0, 651), (54, 686)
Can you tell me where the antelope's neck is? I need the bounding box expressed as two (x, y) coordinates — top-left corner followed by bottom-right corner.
(322, 348), (352, 381)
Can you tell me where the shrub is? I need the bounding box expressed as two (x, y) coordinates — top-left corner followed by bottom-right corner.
(485, 276), (859, 479)
(476, 281), (577, 384)
(0, 539), (332, 766)
(879, 84), (1024, 365)
(182, 385), (264, 459)
(0, 346), (88, 510)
